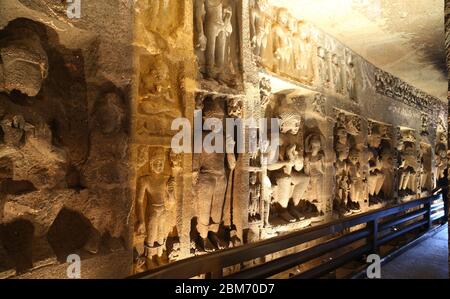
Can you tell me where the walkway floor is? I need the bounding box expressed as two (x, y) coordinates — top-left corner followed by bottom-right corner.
(381, 227), (448, 279)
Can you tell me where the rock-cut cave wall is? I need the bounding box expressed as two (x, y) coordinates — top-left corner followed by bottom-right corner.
(0, 0), (447, 279)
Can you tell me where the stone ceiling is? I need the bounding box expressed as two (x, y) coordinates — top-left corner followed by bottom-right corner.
(271, 0), (447, 102)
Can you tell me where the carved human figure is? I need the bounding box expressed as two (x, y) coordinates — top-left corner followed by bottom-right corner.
(304, 133), (325, 211)
(200, 0), (233, 78)
(435, 143), (447, 180)
(398, 140), (419, 195)
(248, 172), (261, 222)
(250, 0), (271, 60)
(193, 99), (236, 252)
(269, 145), (308, 222)
(293, 21), (314, 83)
(367, 128), (385, 202)
(331, 54), (344, 94)
(227, 98), (243, 118)
(136, 148), (176, 268)
(346, 55), (357, 100)
(272, 8), (293, 74)
(317, 47), (330, 86)
(194, 0), (208, 51)
(270, 107), (302, 164)
(139, 57), (180, 119)
(335, 141), (350, 214)
(347, 148), (363, 211)
(380, 147), (394, 198)
(83, 91), (128, 189)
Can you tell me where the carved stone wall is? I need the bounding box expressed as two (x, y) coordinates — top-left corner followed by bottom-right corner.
(0, 0), (134, 278)
(0, 0), (447, 279)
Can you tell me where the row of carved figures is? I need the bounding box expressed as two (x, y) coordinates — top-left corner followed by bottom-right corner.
(250, 0), (357, 100)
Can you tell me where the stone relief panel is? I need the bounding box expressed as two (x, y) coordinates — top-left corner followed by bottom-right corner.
(397, 128), (420, 200)
(195, 0), (241, 87)
(249, 2), (316, 86)
(367, 121), (394, 206)
(135, 54), (183, 142)
(133, 146), (180, 272)
(333, 110), (367, 215)
(435, 127), (448, 185)
(375, 69), (442, 115)
(190, 94), (241, 254)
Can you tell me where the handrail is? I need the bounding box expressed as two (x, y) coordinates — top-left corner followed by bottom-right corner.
(131, 193), (447, 279)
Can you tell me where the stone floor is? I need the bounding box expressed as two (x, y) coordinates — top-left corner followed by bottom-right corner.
(381, 226), (449, 279)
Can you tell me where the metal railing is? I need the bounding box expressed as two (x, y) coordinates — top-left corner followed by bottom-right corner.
(131, 191), (448, 279)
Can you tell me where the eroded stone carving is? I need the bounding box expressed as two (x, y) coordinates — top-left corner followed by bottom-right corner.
(367, 122), (393, 205)
(317, 47), (330, 88)
(192, 96), (236, 252)
(375, 69), (440, 114)
(331, 54), (344, 94)
(333, 111), (366, 214)
(195, 0), (234, 80)
(397, 129), (420, 198)
(135, 147), (176, 269)
(272, 8), (293, 75)
(0, 24), (48, 97)
(250, 0), (271, 63)
(137, 55), (182, 138)
(312, 93), (326, 117)
(435, 131), (447, 182)
(346, 54), (357, 101)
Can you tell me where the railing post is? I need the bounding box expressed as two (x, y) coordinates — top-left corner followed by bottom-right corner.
(368, 218), (379, 254)
(443, 188), (449, 223)
(425, 198), (432, 231)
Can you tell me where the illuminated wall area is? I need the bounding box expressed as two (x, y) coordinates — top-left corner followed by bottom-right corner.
(0, 0), (447, 278)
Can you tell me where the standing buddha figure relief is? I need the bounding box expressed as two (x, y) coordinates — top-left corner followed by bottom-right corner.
(347, 148), (364, 212)
(135, 147), (176, 269)
(367, 127), (385, 204)
(248, 172), (262, 223)
(398, 131), (419, 197)
(192, 98), (236, 252)
(195, 0), (233, 79)
(272, 8), (293, 75)
(334, 128), (351, 215)
(303, 133), (325, 216)
(331, 54), (344, 94)
(292, 21), (314, 84)
(250, 0), (271, 62)
(346, 55), (357, 101)
(317, 47), (330, 87)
